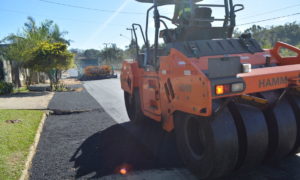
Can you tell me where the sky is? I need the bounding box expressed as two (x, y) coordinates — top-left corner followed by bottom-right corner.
(0, 0), (300, 50)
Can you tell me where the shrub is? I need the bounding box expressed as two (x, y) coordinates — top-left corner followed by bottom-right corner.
(53, 82), (69, 92)
(0, 81), (13, 95)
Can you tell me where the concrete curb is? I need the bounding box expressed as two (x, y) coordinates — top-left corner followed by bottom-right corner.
(19, 112), (48, 180)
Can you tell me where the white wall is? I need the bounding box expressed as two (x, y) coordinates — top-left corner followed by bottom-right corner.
(2, 59), (12, 83)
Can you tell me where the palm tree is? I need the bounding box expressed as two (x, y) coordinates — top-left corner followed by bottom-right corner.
(2, 16), (71, 87)
(50, 24), (70, 45)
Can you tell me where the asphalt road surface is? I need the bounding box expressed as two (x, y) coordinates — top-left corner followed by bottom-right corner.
(84, 77), (300, 180)
(83, 78), (129, 124)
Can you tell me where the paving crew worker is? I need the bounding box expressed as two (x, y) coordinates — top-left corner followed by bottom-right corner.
(172, 0), (193, 25)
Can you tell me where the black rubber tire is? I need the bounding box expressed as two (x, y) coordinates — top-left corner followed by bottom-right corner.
(124, 89), (147, 123)
(174, 104), (239, 179)
(228, 102), (269, 170)
(287, 94), (300, 154)
(124, 91), (134, 120)
(260, 92), (297, 162)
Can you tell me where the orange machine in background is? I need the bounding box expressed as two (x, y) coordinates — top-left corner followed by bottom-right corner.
(80, 65), (117, 80)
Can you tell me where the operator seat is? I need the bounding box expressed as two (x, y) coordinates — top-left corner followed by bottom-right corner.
(192, 7), (213, 27)
(160, 7), (215, 43)
(181, 7), (214, 41)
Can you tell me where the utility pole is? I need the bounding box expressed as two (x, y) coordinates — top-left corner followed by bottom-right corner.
(126, 28), (137, 42)
(102, 43), (115, 63)
(126, 27), (138, 51)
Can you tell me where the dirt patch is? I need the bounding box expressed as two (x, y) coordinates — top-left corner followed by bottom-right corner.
(6, 152), (24, 167)
(74, 87), (84, 92)
(5, 152), (26, 179)
(60, 78), (81, 86)
(5, 120), (22, 124)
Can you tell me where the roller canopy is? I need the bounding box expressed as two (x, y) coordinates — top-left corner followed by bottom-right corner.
(135, 0), (203, 6)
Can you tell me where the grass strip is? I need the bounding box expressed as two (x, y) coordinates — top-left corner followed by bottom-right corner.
(0, 110), (43, 180)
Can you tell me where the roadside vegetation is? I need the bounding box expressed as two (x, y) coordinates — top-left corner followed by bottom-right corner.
(0, 110), (44, 180)
(12, 87), (29, 94)
(0, 81), (29, 95)
(0, 81), (13, 95)
(1, 17), (74, 90)
(235, 22), (300, 49)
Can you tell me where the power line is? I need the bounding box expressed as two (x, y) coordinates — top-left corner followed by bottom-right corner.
(38, 0), (144, 15)
(237, 12), (300, 26)
(240, 3), (300, 20)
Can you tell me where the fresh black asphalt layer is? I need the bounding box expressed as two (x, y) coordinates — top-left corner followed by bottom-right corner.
(29, 84), (300, 180)
(29, 85), (183, 180)
(47, 84), (98, 112)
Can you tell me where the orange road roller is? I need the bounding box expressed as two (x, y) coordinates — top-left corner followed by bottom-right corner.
(121, 0), (300, 178)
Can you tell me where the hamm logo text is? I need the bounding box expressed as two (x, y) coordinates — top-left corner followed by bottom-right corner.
(259, 76), (288, 88)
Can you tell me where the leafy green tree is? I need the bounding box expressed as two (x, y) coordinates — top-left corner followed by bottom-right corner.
(100, 44), (124, 64)
(123, 39), (138, 59)
(1, 36), (27, 87)
(2, 16), (71, 87)
(70, 49), (84, 56)
(236, 22), (300, 49)
(27, 42), (74, 89)
(83, 49), (101, 59)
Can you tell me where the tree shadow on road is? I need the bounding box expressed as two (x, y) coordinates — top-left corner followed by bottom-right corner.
(70, 120), (183, 179)
(70, 120), (300, 180)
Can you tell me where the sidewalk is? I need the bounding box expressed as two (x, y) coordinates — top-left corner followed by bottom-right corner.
(0, 79), (80, 110)
(0, 92), (54, 110)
